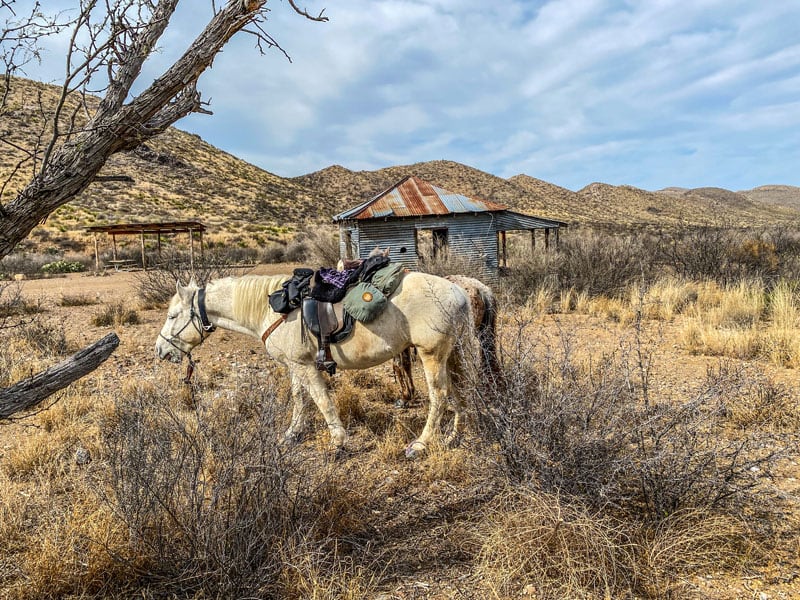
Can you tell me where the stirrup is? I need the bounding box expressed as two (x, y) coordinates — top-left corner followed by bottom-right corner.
(316, 359), (337, 375)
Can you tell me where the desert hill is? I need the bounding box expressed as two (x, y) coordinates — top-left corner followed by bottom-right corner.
(2, 77), (799, 255)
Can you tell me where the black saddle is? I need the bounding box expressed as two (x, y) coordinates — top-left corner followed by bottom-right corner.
(301, 297), (355, 375)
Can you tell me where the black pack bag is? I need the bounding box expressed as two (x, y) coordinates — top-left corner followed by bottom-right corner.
(269, 268), (313, 314)
(358, 254), (391, 283)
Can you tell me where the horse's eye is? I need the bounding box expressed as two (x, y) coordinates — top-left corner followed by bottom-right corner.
(167, 313), (177, 320)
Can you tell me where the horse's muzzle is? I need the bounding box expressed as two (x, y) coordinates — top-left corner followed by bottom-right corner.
(155, 343), (182, 363)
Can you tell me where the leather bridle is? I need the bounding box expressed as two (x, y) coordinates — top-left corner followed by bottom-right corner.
(159, 288), (216, 383)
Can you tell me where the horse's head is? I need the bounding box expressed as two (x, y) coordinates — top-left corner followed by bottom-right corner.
(154, 280), (206, 363)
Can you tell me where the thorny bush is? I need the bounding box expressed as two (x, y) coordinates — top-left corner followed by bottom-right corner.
(467, 314), (787, 520)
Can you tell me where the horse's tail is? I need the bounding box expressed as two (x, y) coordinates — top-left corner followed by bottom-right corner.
(475, 285), (501, 378)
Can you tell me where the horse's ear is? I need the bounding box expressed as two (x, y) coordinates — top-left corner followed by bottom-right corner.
(176, 280), (192, 303)
(383, 247), (390, 258)
(188, 276), (198, 288)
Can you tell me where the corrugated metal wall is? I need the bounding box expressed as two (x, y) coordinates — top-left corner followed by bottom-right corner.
(338, 213), (500, 274)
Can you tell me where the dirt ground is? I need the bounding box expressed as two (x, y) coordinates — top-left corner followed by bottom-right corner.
(10, 268), (800, 599)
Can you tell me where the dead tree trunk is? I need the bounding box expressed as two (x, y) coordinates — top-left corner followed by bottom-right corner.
(0, 332), (119, 420)
(0, 0), (289, 259)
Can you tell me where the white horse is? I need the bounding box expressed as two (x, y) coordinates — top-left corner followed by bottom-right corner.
(393, 275), (500, 407)
(154, 272), (475, 457)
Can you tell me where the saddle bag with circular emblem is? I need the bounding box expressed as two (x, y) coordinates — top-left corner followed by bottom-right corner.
(343, 281), (387, 322)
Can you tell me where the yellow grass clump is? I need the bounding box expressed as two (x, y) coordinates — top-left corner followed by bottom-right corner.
(474, 490), (631, 599)
(678, 279), (800, 367)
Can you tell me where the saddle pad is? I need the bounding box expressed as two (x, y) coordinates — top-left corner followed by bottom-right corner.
(343, 282), (387, 322)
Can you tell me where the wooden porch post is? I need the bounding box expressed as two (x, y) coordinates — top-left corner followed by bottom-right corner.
(112, 234), (118, 261)
(140, 232), (146, 270)
(93, 233), (100, 271)
(188, 228), (195, 271)
(157, 232), (162, 262)
(531, 229), (536, 253)
(500, 230), (507, 268)
(199, 229), (204, 262)
(544, 228), (550, 250)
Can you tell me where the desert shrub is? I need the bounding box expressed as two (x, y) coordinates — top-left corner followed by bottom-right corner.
(58, 293), (98, 307)
(475, 490), (633, 599)
(41, 260), (85, 274)
(0, 281), (32, 324)
(300, 227), (341, 267)
(283, 236), (310, 263)
(655, 225), (736, 281)
(418, 250), (487, 279)
(91, 303), (140, 327)
(101, 382), (376, 599)
(556, 230), (654, 297)
(259, 242), (286, 263)
(0, 253), (55, 277)
(496, 229), (656, 307)
(470, 318), (785, 520)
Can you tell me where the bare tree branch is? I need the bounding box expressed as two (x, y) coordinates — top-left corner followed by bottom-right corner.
(0, 332), (120, 420)
(0, 0), (327, 259)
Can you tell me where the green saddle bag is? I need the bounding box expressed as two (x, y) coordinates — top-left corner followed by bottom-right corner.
(343, 282), (387, 322)
(370, 263), (406, 296)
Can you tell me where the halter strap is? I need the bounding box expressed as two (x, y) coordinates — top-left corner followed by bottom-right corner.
(197, 287), (216, 333)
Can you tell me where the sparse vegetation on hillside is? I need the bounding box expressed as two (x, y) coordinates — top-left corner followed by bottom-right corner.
(5, 80), (800, 259)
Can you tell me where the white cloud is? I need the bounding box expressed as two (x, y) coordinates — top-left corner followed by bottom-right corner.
(12, 0), (800, 190)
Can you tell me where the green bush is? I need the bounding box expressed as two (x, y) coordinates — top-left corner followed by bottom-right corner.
(41, 260), (85, 274)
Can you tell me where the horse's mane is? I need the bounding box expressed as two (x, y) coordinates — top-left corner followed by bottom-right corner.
(228, 274), (289, 331)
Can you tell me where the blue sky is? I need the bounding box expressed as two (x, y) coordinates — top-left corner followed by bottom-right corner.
(13, 0), (800, 191)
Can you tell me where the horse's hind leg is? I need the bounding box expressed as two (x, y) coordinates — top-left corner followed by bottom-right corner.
(295, 364), (348, 449)
(444, 350), (468, 447)
(406, 349), (450, 458)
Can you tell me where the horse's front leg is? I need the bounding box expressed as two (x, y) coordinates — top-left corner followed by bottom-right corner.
(282, 371), (312, 444)
(297, 365), (348, 449)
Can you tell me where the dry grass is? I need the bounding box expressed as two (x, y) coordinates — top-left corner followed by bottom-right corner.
(577, 276), (800, 368)
(475, 490), (631, 599)
(0, 276), (798, 599)
(90, 303), (140, 327)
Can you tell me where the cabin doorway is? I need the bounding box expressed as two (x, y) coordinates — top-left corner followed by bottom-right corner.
(416, 227), (448, 260)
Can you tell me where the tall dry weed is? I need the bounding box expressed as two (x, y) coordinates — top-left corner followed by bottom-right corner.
(475, 490), (632, 599)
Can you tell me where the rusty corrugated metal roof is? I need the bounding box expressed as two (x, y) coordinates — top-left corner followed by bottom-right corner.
(333, 176), (508, 221)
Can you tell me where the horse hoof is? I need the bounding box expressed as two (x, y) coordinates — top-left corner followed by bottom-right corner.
(405, 440), (426, 459)
(329, 427), (348, 449)
(280, 430), (304, 446)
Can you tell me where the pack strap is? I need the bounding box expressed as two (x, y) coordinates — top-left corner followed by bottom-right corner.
(261, 314), (288, 344)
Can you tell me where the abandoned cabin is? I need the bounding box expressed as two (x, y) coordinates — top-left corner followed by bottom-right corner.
(332, 176), (566, 276)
